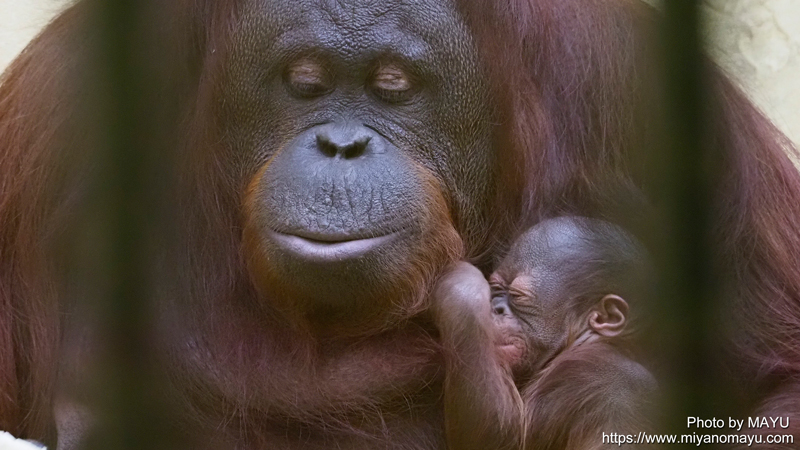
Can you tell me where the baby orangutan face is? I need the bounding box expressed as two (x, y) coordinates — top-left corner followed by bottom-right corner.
(489, 219), (630, 378)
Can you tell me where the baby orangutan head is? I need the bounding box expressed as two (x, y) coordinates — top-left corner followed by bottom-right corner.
(489, 216), (650, 378)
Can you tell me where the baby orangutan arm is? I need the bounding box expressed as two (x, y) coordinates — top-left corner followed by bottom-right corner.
(431, 262), (525, 450)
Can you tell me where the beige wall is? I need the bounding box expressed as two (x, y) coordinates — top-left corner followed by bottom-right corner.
(1, 0), (799, 146)
(703, 0), (800, 146)
(642, 0), (800, 147)
(0, 0), (71, 70)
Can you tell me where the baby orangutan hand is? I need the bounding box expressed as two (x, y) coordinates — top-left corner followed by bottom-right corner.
(430, 261), (493, 338)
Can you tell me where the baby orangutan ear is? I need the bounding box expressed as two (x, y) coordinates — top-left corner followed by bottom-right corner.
(588, 294), (629, 337)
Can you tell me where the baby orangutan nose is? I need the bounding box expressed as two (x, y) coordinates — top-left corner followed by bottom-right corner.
(491, 296), (510, 316)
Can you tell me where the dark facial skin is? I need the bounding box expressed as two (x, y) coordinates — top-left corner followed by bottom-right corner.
(489, 217), (630, 378)
(431, 217), (651, 450)
(168, 0), (496, 447)
(219, 0), (494, 330)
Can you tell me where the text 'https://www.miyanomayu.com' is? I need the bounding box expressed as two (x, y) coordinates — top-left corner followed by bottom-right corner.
(602, 416), (795, 446)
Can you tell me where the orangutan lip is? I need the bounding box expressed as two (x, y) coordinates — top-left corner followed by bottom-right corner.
(496, 341), (526, 363)
(270, 231), (398, 261)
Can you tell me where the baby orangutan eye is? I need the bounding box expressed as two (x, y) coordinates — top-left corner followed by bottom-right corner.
(507, 276), (537, 307)
(371, 64), (414, 103)
(507, 286), (539, 314)
(285, 59), (332, 98)
(490, 283), (506, 296)
(509, 292), (536, 309)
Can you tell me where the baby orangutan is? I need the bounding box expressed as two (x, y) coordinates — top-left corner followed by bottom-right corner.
(432, 216), (656, 450)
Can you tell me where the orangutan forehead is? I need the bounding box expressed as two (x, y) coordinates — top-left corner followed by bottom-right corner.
(242, 0), (467, 37)
(506, 226), (589, 271)
(228, 0), (478, 79)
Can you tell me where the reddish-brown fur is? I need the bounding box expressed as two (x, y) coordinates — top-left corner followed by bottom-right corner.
(735, 383), (800, 449)
(0, 6), (87, 439)
(457, 0), (800, 432)
(523, 343), (656, 450)
(1, 0), (800, 447)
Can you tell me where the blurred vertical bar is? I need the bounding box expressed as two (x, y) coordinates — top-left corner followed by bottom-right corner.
(81, 0), (172, 448)
(654, 0), (728, 441)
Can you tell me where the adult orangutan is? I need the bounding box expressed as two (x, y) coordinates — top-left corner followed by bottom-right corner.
(1, 0), (799, 449)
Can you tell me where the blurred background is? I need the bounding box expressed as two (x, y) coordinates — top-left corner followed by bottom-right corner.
(0, 0), (72, 68)
(2, 0), (799, 147)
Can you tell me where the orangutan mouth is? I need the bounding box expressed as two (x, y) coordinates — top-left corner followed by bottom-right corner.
(269, 230), (400, 262)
